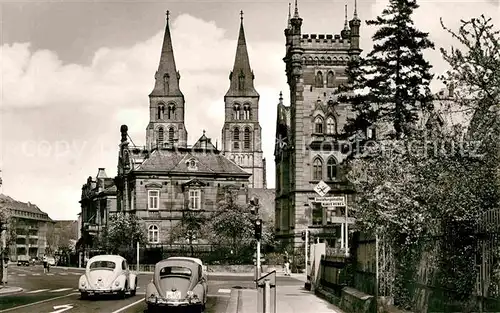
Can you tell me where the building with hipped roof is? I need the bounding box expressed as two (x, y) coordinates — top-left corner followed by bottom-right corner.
(78, 11), (275, 257)
(0, 194), (53, 261)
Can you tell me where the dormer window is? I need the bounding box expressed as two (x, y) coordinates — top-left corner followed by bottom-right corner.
(163, 74), (170, 94)
(238, 72), (245, 90)
(187, 158), (198, 171)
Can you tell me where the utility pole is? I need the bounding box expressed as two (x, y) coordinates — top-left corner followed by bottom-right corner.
(250, 196), (261, 280)
(136, 241), (139, 273)
(375, 228), (379, 313)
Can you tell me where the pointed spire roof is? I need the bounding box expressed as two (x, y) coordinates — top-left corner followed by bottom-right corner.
(225, 11), (259, 98)
(341, 4), (351, 39)
(150, 11), (183, 97)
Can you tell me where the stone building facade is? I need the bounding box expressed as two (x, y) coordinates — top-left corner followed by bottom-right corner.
(113, 13), (269, 248)
(274, 1), (362, 248)
(77, 168), (117, 255)
(0, 194), (52, 261)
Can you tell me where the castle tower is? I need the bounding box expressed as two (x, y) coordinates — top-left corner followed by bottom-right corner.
(221, 11), (265, 189)
(146, 11), (188, 150)
(276, 0), (362, 246)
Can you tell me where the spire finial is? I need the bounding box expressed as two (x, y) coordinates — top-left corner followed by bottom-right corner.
(344, 4), (349, 28)
(279, 91), (283, 100)
(287, 3), (292, 28)
(166, 10), (170, 23)
(203, 129), (206, 135)
(293, 0), (299, 18)
(354, 0), (358, 19)
(240, 10), (244, 21)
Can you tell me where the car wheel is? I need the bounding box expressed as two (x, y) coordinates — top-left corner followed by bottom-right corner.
(80, 292), (88, 300)
(147, 304), (156, 313)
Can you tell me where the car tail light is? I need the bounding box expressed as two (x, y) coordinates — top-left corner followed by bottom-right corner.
(115, 281), (120, 286)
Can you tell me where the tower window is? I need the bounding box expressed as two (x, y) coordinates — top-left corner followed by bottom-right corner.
(243, 103), (251, 120)
(167, 103), (176, 119)
(315, 71), (324, 88)
(327, 157), (337, 180)
(327, 71), (335, 88)
(244, 127), (251, 149)
(234, 104), (241, 120)
(158, 127), (164, 144)
(314, 116), (324, 134)
(326, 117), (335, 134)
(158, 104), (165, 119)
(163, 74), (170, 94)
(168, 127), (174, 143)
(313, 158), (323, 180)
(238, 72), (245, 90)
(233, 127), (240, 149)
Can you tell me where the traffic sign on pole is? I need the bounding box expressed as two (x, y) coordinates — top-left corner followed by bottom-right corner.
(313, 181), (331, 197)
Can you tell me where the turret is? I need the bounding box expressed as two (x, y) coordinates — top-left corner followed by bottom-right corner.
(349, 0), (361, 51)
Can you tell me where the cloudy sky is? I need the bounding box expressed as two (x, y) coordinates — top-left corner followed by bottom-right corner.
(0, 0), (498, 220)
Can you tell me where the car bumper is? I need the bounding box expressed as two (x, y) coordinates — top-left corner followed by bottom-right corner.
(79, 288), (122, 295)
(146, 298), (202, 308)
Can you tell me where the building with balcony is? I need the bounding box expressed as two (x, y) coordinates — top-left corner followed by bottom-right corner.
(0, 194), (53, 261)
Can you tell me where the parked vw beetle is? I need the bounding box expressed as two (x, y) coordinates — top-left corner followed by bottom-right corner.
(146, 257), (208, 312)
(78, 255), (137, 299)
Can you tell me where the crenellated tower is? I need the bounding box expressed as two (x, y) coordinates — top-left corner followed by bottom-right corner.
(146, 11), (188, 150)
(276, 0), (362, 246)
(221, 11), (265, 189)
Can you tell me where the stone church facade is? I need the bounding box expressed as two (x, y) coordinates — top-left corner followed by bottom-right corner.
(274, 1), (362, 248)
(112, 13), (269, 247)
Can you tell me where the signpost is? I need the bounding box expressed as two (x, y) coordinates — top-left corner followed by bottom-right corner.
(313, 181), (350, 257)
(257, 270), (276, 313)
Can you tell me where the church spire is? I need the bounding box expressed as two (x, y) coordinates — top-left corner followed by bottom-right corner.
(150, 10), (183, 97)
(225, 10), (258, 97)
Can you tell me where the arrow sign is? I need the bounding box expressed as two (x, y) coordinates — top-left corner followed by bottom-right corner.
(50, 304), (73, 313)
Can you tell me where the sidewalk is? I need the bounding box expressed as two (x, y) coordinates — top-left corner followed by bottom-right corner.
(0, 286), (23, 295)
(229, 283), (344, 313)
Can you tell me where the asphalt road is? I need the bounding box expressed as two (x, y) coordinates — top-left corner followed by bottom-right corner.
(0, 265), (302, 313)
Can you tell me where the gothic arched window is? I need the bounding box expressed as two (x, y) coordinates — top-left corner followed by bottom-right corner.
(158, 127), (164, 143)
(327, 157), (337, 180)
(243, 103), (251, 120)
(234, 104), (241, 120)
(233, 127), (240, 149)
(327, 71), (335, 88)
(167, 103), (175, 119)
(315, 71), (324, 88)
(163, 74), (170, 94)
(313, 158), (323, 180)
(244, 127), (251, 149)
(158, 104), (165, 119)
(326, 117), (335, 134)
(314, 116), (324, 134)
(168, 127), (174, 143)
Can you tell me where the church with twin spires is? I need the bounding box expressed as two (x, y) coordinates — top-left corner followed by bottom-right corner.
(81, 11), (274, 248)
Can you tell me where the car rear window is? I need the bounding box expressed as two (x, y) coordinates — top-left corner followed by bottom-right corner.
(90, 260), (116, 270)
(159, 266), (192, 278)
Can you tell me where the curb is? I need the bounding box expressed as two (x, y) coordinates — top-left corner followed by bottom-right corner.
(225, 289), (242, 313)
(0, 287), (23, 296)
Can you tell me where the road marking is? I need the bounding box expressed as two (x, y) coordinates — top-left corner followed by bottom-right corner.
(0, 292), (78, 313)
(50, 304), (73, 313)
(109, 298), (144, 313)
(218, 288), (231, 294)
(59, 273), (68, 276)
(18, 274), (26, 277)
(26, 289), (50, 294)
(50, 288), (73, 293)
(47, 273), (54, 276)
(33, 273), (41, 276)
(70, 273), (80, 275)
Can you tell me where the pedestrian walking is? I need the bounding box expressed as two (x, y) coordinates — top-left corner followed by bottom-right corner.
(42, 255), (47, 273)
(283, 254), (291, 276)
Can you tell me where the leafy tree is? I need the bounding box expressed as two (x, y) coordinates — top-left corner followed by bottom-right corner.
(206, 191), (254, 260)
(170, 210), (207, 256)
(341, 0), (435, 140)
(98, 213), (146, 256)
